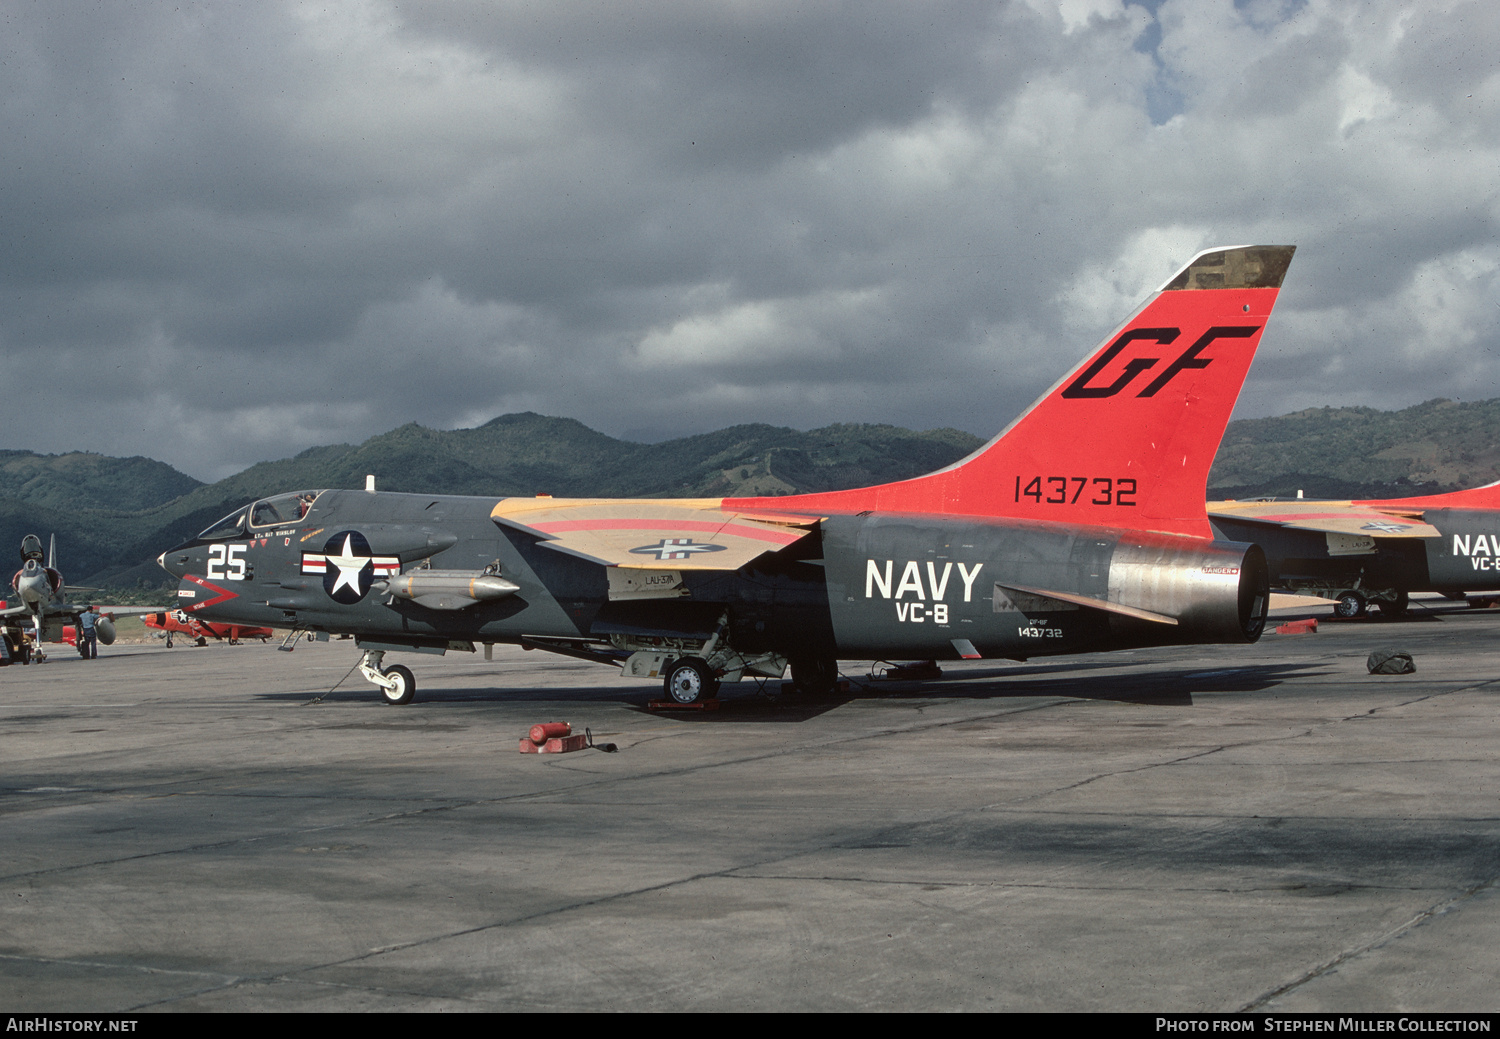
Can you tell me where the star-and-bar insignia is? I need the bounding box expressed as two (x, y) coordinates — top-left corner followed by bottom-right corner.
(629, 538), (729, 561)
(302, 547), (400, 576)
(301, 530), (400, 604)
(1361, 521), (1411, 533)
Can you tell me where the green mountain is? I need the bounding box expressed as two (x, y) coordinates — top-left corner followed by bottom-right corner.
(51, 416), (984, 587)
(1208, 398), (1500, 498)
(0, 450), (202, 512)
(9, 396), (1500, 592)
(0, 452), (204, 581)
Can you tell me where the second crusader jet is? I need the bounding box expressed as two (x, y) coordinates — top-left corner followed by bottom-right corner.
(1209, 480), (1500, 617)
(159, 244), (1295, 705)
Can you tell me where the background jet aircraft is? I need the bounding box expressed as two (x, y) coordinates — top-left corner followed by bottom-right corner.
(1209, 480), (1500, 617)
(2, 535), (115, 660)
(160, 244), (1294, 705)
(143, 609), (274, 647)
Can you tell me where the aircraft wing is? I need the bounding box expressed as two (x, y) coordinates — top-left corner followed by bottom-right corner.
(0, 602), (91, 622)
(490, 498), (819, 570)
(1207, 500), (1440, 538)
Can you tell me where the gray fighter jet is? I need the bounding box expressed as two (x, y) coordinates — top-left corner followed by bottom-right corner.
(159, 244), (1295, 704)
(1210, 480), (1500, 617)
(3, 535), (116, 661)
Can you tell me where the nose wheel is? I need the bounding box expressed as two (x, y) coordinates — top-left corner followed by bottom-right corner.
(358, 650), (417, 705)
(379, 664), (416, 705)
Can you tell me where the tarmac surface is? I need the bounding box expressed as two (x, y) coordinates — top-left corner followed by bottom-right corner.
(4, 599), (1500, 1012)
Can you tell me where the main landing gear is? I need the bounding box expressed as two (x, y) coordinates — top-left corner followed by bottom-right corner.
(1332, 590), (1409, 619)
(359, 650), (416, 705)
(663, 657), (719, 705)
(789, 655), (840, 697)
(1333, 591), (1367, 619)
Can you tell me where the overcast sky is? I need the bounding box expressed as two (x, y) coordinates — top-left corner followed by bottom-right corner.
(2, 0), (1496, 481)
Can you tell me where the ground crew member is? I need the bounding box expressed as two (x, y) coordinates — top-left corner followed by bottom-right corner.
(79, 608), (99, 660)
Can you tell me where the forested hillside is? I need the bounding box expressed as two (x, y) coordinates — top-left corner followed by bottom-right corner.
(5, 397), (1499, 591)
(1207, 398), (1500, 499)
(0, 418), (984, 588)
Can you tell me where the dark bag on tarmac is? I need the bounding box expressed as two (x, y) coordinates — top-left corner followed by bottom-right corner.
(1367, 649), (1415, 675)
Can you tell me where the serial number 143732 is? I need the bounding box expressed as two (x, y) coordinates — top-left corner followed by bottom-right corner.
(1014, 476), (1137, 506)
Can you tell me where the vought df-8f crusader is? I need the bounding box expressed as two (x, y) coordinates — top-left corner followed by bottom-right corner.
(1210, 479), (1500, 617)
(160, 245), (1295, 705)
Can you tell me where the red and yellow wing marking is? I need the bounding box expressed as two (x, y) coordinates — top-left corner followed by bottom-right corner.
(490, 498), (817, 570)
(1206, 499), (1440, 538)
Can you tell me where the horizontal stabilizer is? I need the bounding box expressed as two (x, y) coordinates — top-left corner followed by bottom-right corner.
(996, 583), (1179, 626)
(1359, 478), (1500, 512)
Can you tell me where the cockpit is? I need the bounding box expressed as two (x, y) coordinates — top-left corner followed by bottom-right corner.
(250, 490), (323, 527)
(196, 490), (327, 540)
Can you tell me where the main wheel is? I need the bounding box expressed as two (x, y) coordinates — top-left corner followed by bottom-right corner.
(380, 664), (416, 706)
(790, 655), (839, 696)
(1333, 592), (1366, 619)
(663, 658), (717, 704)
(1375, 591), (1409, 617)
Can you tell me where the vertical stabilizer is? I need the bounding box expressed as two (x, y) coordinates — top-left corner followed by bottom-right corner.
(727, 245), (1295, 538)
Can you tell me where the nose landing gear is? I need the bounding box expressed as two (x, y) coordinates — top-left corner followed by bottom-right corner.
(358, 649), (417, 705)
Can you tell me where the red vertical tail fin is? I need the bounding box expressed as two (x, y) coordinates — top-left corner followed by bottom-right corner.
(727, 245), (1295, 538)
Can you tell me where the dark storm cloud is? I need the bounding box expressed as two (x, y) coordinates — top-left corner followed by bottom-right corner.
(0, 0), (1495, 480)
(402, 2), (1027, 158)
